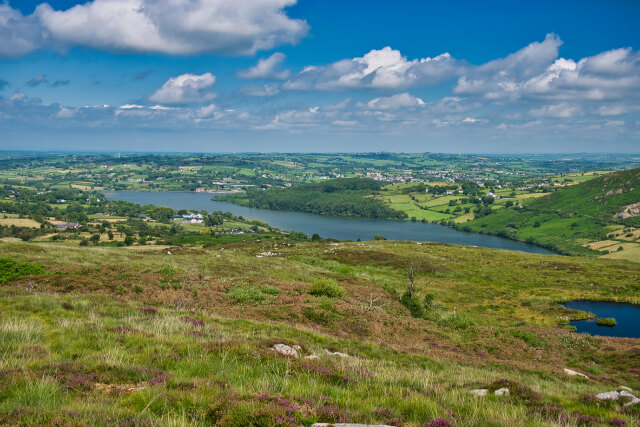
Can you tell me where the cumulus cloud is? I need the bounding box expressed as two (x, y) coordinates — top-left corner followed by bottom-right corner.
(0, 3), (46, 58)
(366, 93), (425, 110)
(238, 52), (290, 79)
(0, 0), (308, 57)
(454, 35), (640, 102)
(284, 46), (462, 90)
(149, 73), (216, 105)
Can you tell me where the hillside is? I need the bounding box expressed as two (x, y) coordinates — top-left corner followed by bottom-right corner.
(217, 178), (407, 219)
(1, 240), (640, 425)
(461, 168), (640, 258)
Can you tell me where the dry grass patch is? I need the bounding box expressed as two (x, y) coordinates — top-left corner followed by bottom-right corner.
(0, 218), (41, 228)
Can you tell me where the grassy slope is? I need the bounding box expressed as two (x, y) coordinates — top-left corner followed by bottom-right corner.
(1, 240), (640, 426)
(461, 168), (640, 255)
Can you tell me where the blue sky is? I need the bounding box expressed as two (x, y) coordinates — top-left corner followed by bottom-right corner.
(0, 0), (639, 152)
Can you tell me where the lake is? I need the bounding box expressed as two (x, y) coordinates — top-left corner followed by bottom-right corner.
(563, 300), (640, 338)
(105, 191), (552, 254)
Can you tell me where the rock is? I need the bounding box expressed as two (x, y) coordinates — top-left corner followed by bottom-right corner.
(324, 349), (352, 358)
(292, 345), (302, 352)
(469, 389), (489, 397)
(494, 388), (510, 396)
(564, 368), (588, 378)
(271, 344), (298, 358)
(304, 355), (319, 360)
(619, 390), (637, 399)
(624, 397), (640, 407)
(595, 391), (621, 400)
(619, 386), (633, 392)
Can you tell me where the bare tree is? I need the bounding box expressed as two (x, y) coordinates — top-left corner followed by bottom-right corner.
(406, 259), (423, 298)
(406, 257), (439, 298)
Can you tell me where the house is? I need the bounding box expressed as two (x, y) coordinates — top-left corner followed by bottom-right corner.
(49, 220), (81, 229)
(172, 213), (204, 224)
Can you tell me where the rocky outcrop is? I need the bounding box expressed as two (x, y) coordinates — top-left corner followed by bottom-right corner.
(615, 201), (640, 219)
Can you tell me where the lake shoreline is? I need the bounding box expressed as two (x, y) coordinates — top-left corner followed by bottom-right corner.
(104, 190), (554, 254)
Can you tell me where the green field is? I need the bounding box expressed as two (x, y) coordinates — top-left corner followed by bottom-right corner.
(461, 168), (640, 259)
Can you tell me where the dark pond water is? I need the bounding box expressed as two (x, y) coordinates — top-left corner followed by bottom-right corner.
(105, 191), (552, 254)
(563, 300), (640, 338)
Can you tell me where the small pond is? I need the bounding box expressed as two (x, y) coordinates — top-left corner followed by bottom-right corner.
(562, 300), (640, 338)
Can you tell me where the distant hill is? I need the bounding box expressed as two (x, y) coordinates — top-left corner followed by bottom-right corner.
(217, 177), (407, 220)
(461, 168), (640, 257)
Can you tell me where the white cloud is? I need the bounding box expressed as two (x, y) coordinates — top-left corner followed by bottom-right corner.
(285, 47), (461, 90)
(239, 83), (280, 97)
(596, 105), (629, 116)
(149, 73), (216, 105)
(529, 103), (579, 118)
(0, 4), (44, 57)
(118, 104), (144, 109)
(366, 93), (425, 110)
(238, 52), (290, 79)
(0, 0), (308, 57)
(462, 117), (486, 124)
(455, 35), (640, 102)
(332, 120), (357, 126)
(55, 107), (75, 118)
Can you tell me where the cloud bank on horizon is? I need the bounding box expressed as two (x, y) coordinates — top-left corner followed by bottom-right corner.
(0, 0), (639, 152)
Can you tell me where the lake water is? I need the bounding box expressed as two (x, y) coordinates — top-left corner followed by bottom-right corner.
(563, 300), (640, 338)
(105, 191), (552, 254)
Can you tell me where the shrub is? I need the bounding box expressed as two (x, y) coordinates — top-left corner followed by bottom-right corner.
(227, 284), (278, 304)
(401, 292), (424, 318)
(309, 278), (345, 299)
(0, 258), (45, 283)
(423, 293), (435, 309)
(159, 265), (176, 277)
